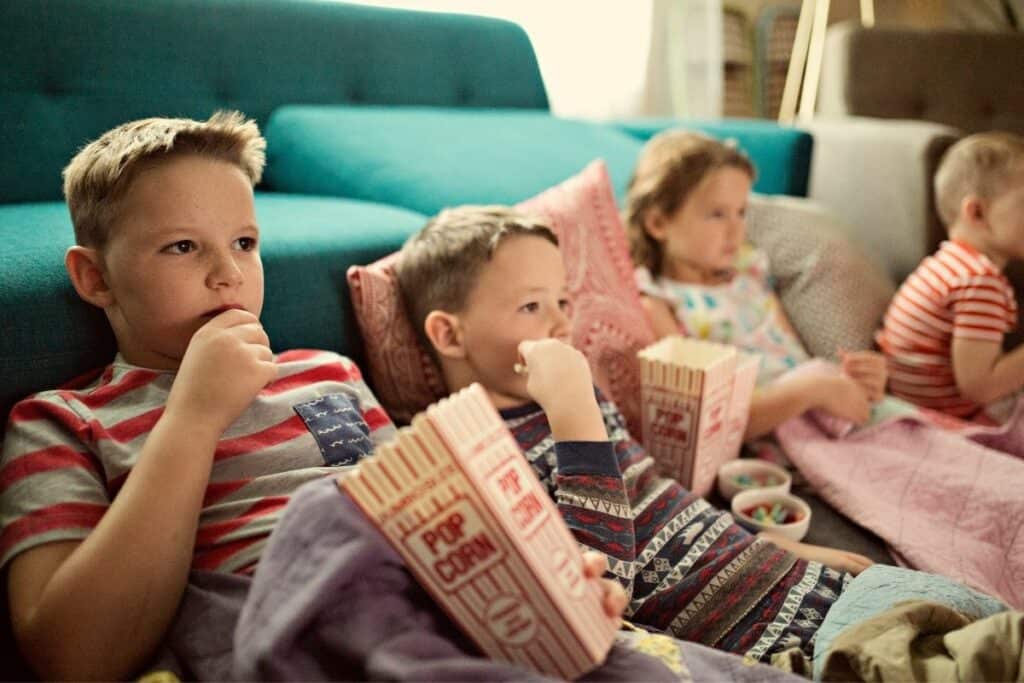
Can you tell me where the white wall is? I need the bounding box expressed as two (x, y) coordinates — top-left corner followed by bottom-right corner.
(345, 0), (724, 120)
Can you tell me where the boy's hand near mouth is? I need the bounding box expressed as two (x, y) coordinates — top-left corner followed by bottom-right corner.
(167, 308), (278, 436)
(517, 338), (607, 443)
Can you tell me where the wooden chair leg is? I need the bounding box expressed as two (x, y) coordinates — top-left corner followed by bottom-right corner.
(777, 0), (815, 124)
(779, 0), (873, 125)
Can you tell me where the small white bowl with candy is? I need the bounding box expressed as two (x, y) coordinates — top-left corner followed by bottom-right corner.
(731, 489), (811, 541)
(716, 459), (791, 501)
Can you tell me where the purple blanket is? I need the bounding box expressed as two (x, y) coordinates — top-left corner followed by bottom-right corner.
(775, 369), (1024, 609)
(231, 476), (804, 682)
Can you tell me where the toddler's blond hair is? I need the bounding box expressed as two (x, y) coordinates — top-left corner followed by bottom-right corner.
(63, 110), (266, 247)
(934, 131), (1024, 229)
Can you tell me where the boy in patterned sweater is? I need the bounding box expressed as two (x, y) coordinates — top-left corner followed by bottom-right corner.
(0, 112), (403, 680)
(395, 206), (874, 663)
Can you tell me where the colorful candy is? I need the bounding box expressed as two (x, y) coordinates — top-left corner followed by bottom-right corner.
(733, 473), (782, 488)
(741, 503), (802, 525)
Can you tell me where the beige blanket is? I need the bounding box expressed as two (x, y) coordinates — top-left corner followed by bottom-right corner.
(820, 600), (1023, 682)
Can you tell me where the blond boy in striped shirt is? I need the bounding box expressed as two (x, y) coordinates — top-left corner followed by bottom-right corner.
(0, 112), (405, 680)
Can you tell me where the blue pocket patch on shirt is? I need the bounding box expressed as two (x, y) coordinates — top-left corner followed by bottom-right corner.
(293, 393), (373, 466)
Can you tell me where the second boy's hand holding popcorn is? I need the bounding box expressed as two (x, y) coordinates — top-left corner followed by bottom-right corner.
(583, 551), (628, 619)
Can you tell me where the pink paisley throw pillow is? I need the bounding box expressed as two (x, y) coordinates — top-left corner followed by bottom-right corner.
(347, 159), (656, 433)
(346, 252), (447, 424)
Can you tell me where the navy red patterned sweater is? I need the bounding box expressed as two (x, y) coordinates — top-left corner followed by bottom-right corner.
(500, 393), (850, 661)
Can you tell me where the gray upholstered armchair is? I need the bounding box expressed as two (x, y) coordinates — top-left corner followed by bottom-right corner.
(802, 20), (1024, 343)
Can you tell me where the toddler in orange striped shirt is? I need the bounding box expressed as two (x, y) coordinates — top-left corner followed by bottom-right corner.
(877, 132), (1024, 419)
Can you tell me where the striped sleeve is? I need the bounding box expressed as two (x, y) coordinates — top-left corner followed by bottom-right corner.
(878, 241), (1019, 416)
(950, 275), (1015, 342)
(0, 393), (109, 569)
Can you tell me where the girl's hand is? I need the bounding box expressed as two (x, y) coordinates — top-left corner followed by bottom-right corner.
(815, 374), (872, 425)
(582, 551), (627, 619)
(840, 350), (888, 402)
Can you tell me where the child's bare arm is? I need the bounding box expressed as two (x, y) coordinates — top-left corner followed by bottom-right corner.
(6, 310), (277, 680)
(952, 337), (1024, 405)
(745, 373), (871, 440)
(518, 339), (606, 441)
(768, 292), (801, 342)
(639, 295), (682, 340)
(7, 409), (227, 680)
(745, 378), (818, 440)
(757, 531), (873, 576)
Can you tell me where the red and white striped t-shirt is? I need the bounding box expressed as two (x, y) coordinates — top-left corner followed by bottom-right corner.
(0, 349), (395, 573)
(877, 240), (1018, 416)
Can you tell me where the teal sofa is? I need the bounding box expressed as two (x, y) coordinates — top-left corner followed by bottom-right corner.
(0, 0), (812, 677)
(0, 0), (812, 430)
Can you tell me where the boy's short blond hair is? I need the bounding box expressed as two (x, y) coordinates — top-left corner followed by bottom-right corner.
(934, 131), (1024, 228)
(62, 110), (266, 248)
(396, 206), (558, 351)
(624, 130), (755, 277)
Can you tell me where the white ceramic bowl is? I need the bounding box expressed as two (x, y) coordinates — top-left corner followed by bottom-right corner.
(731, 489), (811, 542)
(716, 459), (791, 501)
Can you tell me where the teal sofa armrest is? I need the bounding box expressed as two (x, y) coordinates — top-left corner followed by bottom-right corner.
(610, 118), (813, 197)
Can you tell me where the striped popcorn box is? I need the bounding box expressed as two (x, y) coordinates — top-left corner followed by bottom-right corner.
(638, 336), (759, 497)
(339, 383), (618, 680)
(718, 352), (761, 473)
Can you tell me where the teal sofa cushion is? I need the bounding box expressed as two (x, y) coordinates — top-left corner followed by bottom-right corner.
(265, 106), (646, 215)
(0, 195), (425, 424)
(613, 118), (813, 196)
(254, 196), (425, 356)
(0, 0), (547, 204)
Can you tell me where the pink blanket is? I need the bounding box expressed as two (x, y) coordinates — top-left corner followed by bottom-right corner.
(774, 366), (1024, 609)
